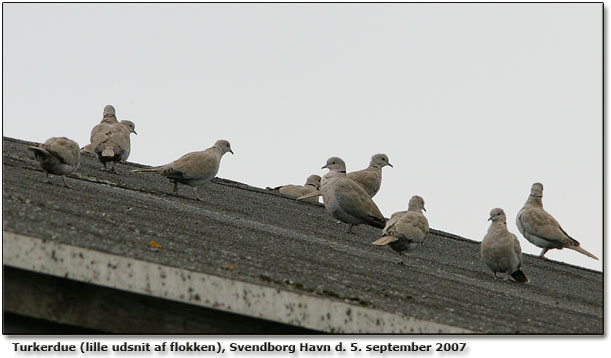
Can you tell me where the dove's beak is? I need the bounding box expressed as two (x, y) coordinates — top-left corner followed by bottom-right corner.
(488, 216), (493, 221)
(423, 206), (426, 212)
(388, 162), (394, 168)
(321, 164), (328, 169)
(229, 149), (234, 154)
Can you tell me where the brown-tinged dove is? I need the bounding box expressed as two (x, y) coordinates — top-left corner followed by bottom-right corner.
(347, 153), (393, 197)
(91, 120), (137, 173)
(268, 175), (321, 202)
(132, 140), (233, 201)
(372, 195), (428, 265)
(297, 153), (392, 201)
(481, 208), (529, 282)
(28, 137), (80, 188)
(516, 182), (598, 260)
(320, 157), (386, 233)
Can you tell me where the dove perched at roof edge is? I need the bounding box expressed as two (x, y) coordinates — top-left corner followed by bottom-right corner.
(28, 137), (81, 188)
(516, 182), (598, 260)
(320, 157), (386, 233)
(132, 140), (233, 201)
(481, 208), (529, 283)
(91, 120), (137, 173)
(297, 153), (393, 201)
(372, 195), (429, 265)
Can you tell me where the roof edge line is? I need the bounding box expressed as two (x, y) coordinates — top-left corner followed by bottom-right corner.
(2, 231), (473, 334)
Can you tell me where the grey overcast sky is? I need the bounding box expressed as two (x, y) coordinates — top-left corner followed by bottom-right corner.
(2, 3), (602, 271)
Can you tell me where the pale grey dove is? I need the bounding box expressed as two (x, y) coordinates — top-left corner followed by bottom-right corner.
(132, 140), (233, 201)
(372, 195), (428, 265)
(481, 208), (529, 283)
(320, 157), (386, 233)
(88, 105), (120, 140)
(268, 175), (321, 202)
(28, 137), (81, 188)
(91, 120), (137, 173)
(297, 153), (392, 201)
(516, 182), (598, 260)
(101, 104), (118, 123)
(348, 153), (393, 197)
(83, 105), (118, 155)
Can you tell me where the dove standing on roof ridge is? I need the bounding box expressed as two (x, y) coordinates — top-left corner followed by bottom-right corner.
(320, 157), (386, 233)
(268, 175), (321, 202)
(516, 182), (598, 260)
(91, 120), (137, 173)
(347, 153), (393, 197)
(101, 105), (118, 123)
(83, 105), (119, 153)
(297, 153), (392, 201)
(27, 137), (81, 188)
(481, 208), (529, 283)
(132, 140), (233, 201)
(372, 195), (428, 265)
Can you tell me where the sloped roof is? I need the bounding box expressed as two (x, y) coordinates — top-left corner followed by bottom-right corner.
(2, 137), (603, 334)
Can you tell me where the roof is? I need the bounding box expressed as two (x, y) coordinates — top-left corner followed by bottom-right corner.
(2, 136), (603, 334)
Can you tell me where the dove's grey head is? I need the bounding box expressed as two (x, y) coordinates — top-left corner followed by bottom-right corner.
(120, 120), (137, 135)
(488, 208), (507, 223)
(306, 175), (322, 188)
(530, 182), (543, 197)
(322, 157), (346, 173)
(214, 140), (233, 155)
(103, 105), (116, 117)
(408, 195), (426, 212)
(370, 153), (393, 168)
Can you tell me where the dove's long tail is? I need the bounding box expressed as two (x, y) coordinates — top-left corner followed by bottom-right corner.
(296, 190), (322, 200)
(372, 235), (398, 246)
(567, 245), (599, 260)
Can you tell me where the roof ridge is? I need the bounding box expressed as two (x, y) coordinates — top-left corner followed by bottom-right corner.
(3, 136), (601, 275)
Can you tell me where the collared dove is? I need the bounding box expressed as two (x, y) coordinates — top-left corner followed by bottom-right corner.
(27, 137), (80, 188)
(132, 140), (233, 201)
(88, 105), (120, 140)
(91, 120), (137, 173)
(516, 182), (598, 260)
(348, 153), (393, 197)
(481, 208), (529, 283)
(320, 157), (386, 233)
(267, 175), (321, 202)
(101, 104), (118, 124)
(297, 153), (392, 201)
(372, 195), (428, 265)
(83, 105), (119, 154)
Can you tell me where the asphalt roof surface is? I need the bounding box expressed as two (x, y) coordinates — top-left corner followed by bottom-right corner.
(2, 137), (603, 334)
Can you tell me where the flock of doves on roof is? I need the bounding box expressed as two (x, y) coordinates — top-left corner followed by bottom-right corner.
(28, 105), (598, 284)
